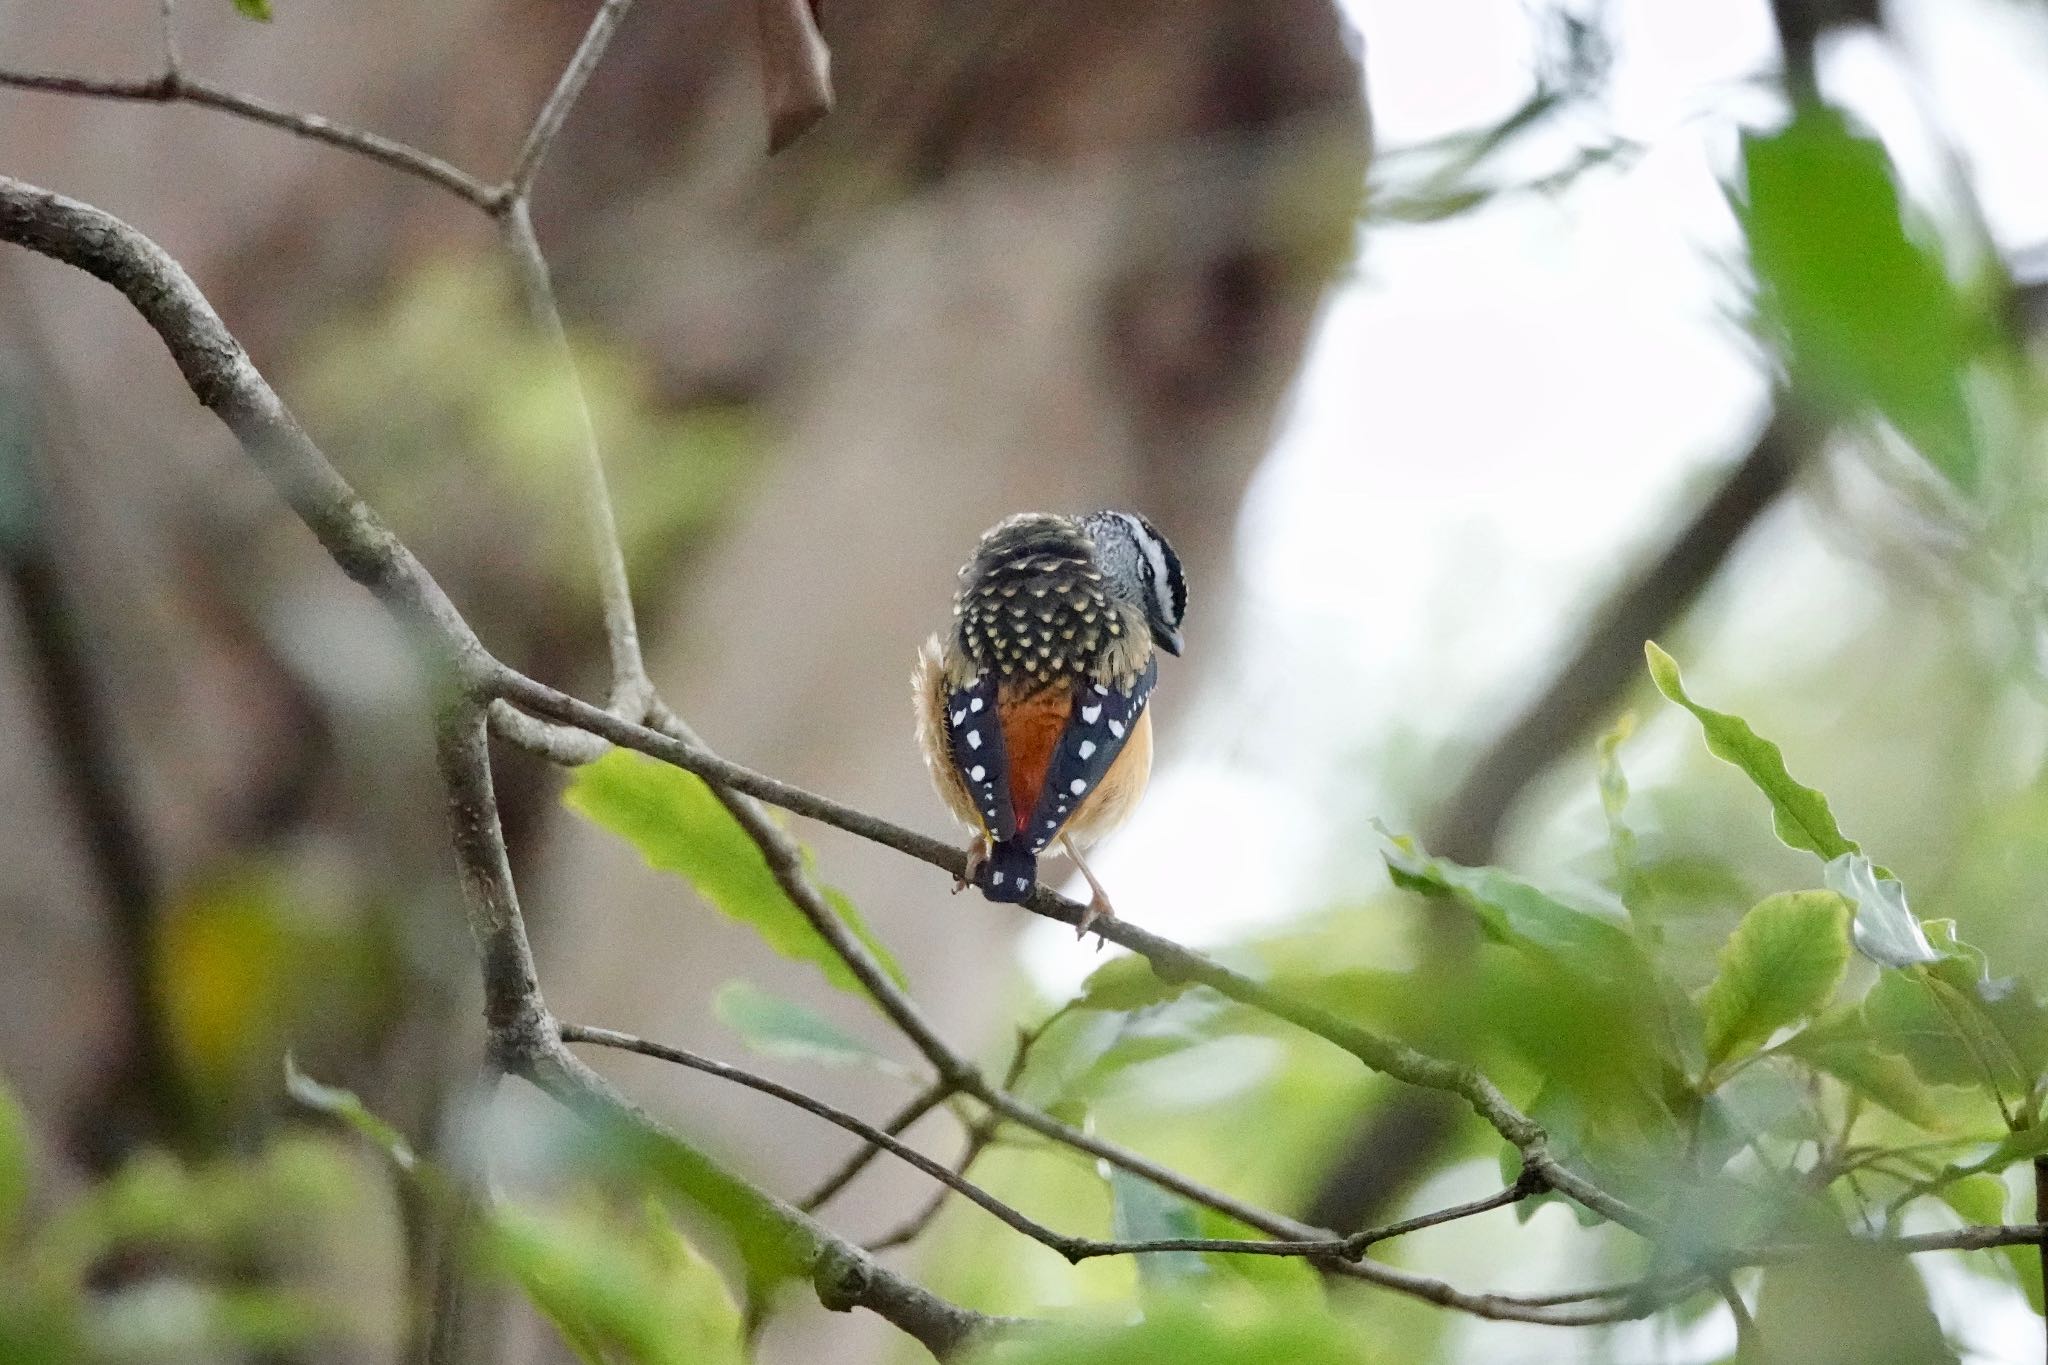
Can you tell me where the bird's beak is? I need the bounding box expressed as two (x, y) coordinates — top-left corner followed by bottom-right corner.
(1154, 624), (1184, 657)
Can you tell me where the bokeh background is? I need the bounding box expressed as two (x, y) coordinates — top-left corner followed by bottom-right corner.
(4, 0), (2048, 1361)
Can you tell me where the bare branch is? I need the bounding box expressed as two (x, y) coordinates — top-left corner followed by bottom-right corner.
(499, 201), (652, 713)
(505, 0), (639, 202)
(157, 0), (181, 82)
(487, 699), (609, 765)
(562, 1023), (1548, 1270)
(0, 71), (500, 208)
(801, 1082), (956, 1213)
(863, 1116), (998, 1252)
(435, 707), (553, 1053)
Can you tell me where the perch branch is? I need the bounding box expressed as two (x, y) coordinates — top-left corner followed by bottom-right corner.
(0, 70), (499, 208)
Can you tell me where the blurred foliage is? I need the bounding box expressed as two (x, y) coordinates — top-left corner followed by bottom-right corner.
(964, 1297), (1377, 1365)
(0, 1072), (393, 1363)
(1736, 106), (2012, 496)
(287, 1063), (762, 1365)
(293, 260), (753, 604)
(153, 859), (406, 1142)
(715, 980), (915, 1078)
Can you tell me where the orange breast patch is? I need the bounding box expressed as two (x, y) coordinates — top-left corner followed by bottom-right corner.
(998, 686), (1074, 830)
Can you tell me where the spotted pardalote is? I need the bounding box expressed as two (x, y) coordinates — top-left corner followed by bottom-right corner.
(914, 510), (1186, 935)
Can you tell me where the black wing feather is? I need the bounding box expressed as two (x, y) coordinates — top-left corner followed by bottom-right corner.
(942, 674), (1016, 840)
(1022, 658), (1157, 853)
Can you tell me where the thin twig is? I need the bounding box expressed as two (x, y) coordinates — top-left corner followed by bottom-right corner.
(864, 1117), (1000, 1252)
(157, 0), (181, 81)
(562, 1023), (1543, 1268)
(1721, 1276), (1758, 1361)
(498, 200), (651, 713)
(0, 71), (499, 208)
(801, 1082), (955, 1213)
(1343, 1178), (1539, 1255)
(504, 0), (639, 202)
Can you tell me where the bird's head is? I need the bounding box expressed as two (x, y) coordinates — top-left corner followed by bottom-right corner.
(1082, 510), (1186, 656)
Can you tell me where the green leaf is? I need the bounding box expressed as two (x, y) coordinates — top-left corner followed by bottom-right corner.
(1106, 1168), (1206, 1295)
(1780, 1019), (1954, 1130)
(1755, 1248), (1959, 1365)
(964, 1297), (1374, 1365)
(1190, 1206), (1324, 1305)
(1699, 891), (1852, 1070)
(1861, 962), (2032, 1098)
(1596, 713), (1651, 919)
(635, 1198), (748, 1365)
(1380, 829), (1642, 975)
(0, 1075), (28, 1238)
(1936, 1171), (2008, 1228)
(1738, 105), (1985, 492)
(590, 1113), (811, 1293)
(565, 751), (906, 997)
(1973, 1123), (2048, 1175)
(713, 982), (906, 1076)
(230, 0), (273, 18)
(1074, 954), (1190, 1013)
(1825, 854), (1937, 968)
(483, 1204), (742, 1365)
(283, 1056), (418, 1175)
(1645, 643), (1858, 861)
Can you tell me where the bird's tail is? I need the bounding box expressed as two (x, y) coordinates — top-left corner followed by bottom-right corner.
(976, 840), (1037, 902)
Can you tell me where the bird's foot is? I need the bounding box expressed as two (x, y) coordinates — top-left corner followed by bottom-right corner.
(955, 840), (991, 895)
(1075, 890), (1117, 947)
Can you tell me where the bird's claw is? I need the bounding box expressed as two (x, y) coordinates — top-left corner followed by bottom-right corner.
(1074, 891), (1116, 948)
(956, 841), (990, 896)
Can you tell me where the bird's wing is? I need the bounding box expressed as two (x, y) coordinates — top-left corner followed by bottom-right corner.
(940, 672), (1018, 840)
(1019, 657), (1158, 854)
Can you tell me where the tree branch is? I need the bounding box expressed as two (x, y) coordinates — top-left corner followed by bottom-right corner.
(863, 1114), (999, 1252)
(563, 1022), (1383, 1264)
(498, 200), (652, 713)
(157, 0), (181, 82)
(0, 71), (499, 208)
(801, 1082), (956, 1213)
(504, 0), (639, 202)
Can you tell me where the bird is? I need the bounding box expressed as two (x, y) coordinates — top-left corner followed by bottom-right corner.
(914, 510), (1186, 938)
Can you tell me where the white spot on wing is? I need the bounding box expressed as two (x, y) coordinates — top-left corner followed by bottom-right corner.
(951, 709), (966, 724)
(1077, 740), (1096, 759)
(967, 731), (982, 749)
(1108, 719), (1126, 738)
(970, 697), (985, 712)
(1081, 705), (1102, 724)
(992, 871), (1005, 885)
(970, 765), (987, 781)
(1069, 778), (1087, 795)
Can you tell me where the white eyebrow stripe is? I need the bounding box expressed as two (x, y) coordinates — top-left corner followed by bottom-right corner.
(1117, 512), (1174, 620)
